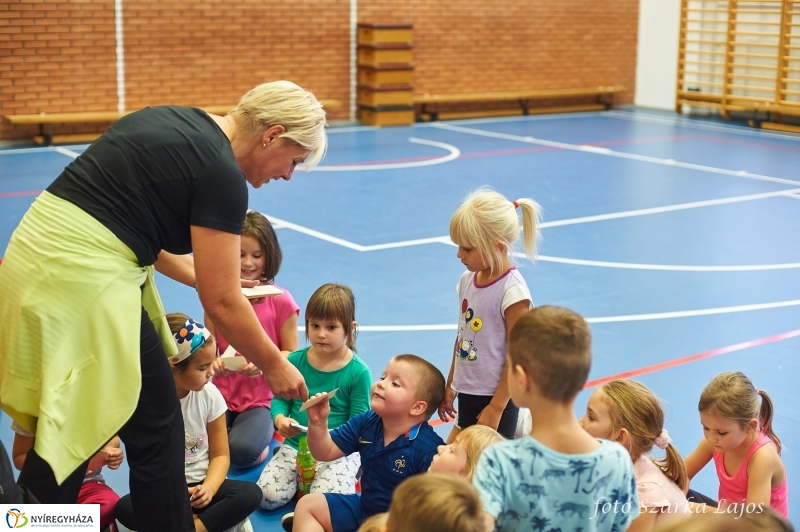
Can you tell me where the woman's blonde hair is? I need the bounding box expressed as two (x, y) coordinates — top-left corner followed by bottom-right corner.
(699, 371), (781, 454)
(231, 80), (328, 169)
(385, 473), (485, 532)
(600, 380), (688, 491)
(454, 425), (504, 481)
(449, 187), (541, 276)
(305, 283), (357, 351)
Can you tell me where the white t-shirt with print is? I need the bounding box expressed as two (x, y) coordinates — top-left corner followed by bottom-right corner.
(181, 382), (227, 484)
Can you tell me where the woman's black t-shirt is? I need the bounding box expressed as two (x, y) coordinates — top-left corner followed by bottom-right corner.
(48, 106), (248, 266)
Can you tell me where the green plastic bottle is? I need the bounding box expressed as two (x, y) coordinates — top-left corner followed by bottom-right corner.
(296, 435), (316, 497)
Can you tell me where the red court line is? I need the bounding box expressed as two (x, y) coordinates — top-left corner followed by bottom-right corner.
(429, 328), (800, 427)
(0, 189), (42, 199)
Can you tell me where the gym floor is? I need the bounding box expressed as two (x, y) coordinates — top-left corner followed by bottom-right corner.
(1, 107), (798, 529)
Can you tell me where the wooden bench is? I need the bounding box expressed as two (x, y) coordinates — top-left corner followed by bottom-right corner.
(413, 86), (628, 121)
(3, 100), (342, 146)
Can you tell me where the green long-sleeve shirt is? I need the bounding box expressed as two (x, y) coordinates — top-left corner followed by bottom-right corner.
(272, 346), (372, 450)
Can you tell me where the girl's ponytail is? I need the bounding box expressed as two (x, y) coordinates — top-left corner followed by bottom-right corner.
(654, 443), (689, 492)
(513, 198), (542, 264)
(758, 389), (782, 455)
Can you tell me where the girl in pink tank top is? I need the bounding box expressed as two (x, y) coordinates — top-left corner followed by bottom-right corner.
(685, 372), (788, 518)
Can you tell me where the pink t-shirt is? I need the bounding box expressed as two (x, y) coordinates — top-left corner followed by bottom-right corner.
(212, 285), (299, 413)
(713, 433), (789, 518)
(633, 455), (689, 523)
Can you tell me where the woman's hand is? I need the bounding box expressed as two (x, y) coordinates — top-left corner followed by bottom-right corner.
(275, 415), (303, 439)
(188, 484), (214, 509)
(438, 385), (457, 422)
(264, 358), (308, 401)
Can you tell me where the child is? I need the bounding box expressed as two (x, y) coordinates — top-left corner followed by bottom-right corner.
(380, 473), (485, 532)
(287, 354), (446, 532)
(206, 210), (300, 468)
(580, 380), (690, 530)
(685, 372), (788, 518)
(11, 427), (123, 531)
(428, 424), (504, 481)
(115, 314), (262, 532)
(257, 283), (372, 510)
(439, 187), (541, 441)
(473, 306), (639, 532)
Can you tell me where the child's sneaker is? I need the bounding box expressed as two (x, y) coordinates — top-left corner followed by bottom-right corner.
(281, 512), (294, 532)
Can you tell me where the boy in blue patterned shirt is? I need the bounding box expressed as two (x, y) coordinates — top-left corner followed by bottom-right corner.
(473, 306), (638, 532)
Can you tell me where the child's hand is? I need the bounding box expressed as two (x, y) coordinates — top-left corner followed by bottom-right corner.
(438, 385), (457, 422)
(305, 393), (331, 425)
(276, 416), (303, 439)
(240, 362), (263, 378)
(103, 447), (124, 470)
(188, 484), (213, 509)
(211, 357), (229, 377)
(476, 404), (502, 431)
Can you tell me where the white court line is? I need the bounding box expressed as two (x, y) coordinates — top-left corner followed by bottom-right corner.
(53, 147), (81, 159)
(270, 208), (800, 271)
(529, 254), (800, 272)
(541, 188), (800, 228)
(430, 122), (800, 187)
(296, 299), (800, 330)
(0, 147), (69, 156)
(313, 137), (460, 171)
(607, 110), (800, 142)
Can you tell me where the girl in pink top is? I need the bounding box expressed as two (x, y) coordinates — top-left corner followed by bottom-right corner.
(581, 380), (690, 531)
(686, 372), (789, 518)
(206, 211), (300, 468)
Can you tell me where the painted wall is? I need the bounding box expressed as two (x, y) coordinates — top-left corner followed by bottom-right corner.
(1, 0), (640, 141)
(634, 0), (681, 110)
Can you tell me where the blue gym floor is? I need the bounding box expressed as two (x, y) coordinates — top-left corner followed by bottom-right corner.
(1, 108), (799, 529)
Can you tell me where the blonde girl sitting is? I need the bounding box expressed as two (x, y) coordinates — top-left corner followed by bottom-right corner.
(685, 372), (788, 518)
(439, 187), (541, 441)
(428, 424), (504, 480)
(581, 380), (689, 531)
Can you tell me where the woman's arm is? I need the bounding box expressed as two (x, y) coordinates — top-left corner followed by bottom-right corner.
(684, 439), (714, 480)
(191, 225), (307, 400)
(190, 414), (229, 509)
(278, 312), (299, 355)
(154, 251), (196, 287)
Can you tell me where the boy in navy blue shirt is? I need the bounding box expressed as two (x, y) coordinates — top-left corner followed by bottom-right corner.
(285, 354), (445, 532)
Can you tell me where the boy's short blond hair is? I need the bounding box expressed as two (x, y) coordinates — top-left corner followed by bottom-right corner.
(385, 473), (484, 532)
(392, 354), (445, 420)
(509, 305), (592, 403)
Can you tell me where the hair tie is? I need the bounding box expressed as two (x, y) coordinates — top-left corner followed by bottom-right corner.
(512, 201), (519, 209)
(654, 429), (671, 450)
(171, 318), (210, 365)
(754, 387), (760, 395)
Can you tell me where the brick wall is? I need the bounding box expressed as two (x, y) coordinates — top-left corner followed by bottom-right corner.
(0, 0), (637, 141)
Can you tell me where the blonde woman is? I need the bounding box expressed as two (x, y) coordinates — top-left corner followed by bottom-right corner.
(0, 80), (326, 531)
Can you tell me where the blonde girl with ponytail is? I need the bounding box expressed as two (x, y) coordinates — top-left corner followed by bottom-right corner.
(685, 372), (788, 518)
(580, 379), (689, 531)
(438, 187), (541, 441)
